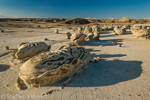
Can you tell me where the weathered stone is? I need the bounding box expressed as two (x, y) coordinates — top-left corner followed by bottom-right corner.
(54, 29), (59, 34)
(114, 28), (124, 35)
(12, 42), (50, 61)
(132, 29), (150, 38)
(16, 45), (91, 90)
(84, 26), (92, 34)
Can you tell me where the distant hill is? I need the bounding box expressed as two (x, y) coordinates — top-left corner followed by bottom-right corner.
(0, 18), (150, 24)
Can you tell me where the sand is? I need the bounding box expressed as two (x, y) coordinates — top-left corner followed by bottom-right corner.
(0, 22), (150, 100)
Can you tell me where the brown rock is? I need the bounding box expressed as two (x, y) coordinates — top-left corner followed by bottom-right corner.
(5, 46), (9, 50)
(118, 44), (121, 47)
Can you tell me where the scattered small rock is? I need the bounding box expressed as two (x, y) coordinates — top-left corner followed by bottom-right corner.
(44, 38), (48, 41)
(54, 29), (59, 34)
(5, 46), (9, 50)
(1, 30), (5, 32)
(136, 94), (141, 96)
(90, 57), (102, 63)
(97, 57), (102, 61)
(42, 89), (53, 95)
(93, 57), (99, 63)
(60, 87), (63, 89)
(112, 42), (117, 44)
(118, 44), (121, 47)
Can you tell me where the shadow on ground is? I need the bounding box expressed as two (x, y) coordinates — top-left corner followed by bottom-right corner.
(84, 39), (123, 47)
(50, 60), (142, 87)
(124, 31), (132, 35)
(49, 51), (142, 87)
(66, 60), (142, 87)
(0, 64), (10, 72)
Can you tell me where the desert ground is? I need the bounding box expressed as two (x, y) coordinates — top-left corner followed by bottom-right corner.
(0, 21), (150, 100)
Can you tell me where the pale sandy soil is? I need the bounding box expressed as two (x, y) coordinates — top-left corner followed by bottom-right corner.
(0, 23), (150, 100)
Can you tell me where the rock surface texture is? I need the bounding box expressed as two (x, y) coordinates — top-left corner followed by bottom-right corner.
(12, 42), (50, 61)
(16, 45), (91, 90)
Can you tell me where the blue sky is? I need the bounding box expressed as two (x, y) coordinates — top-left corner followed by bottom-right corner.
(0, 0), (150, 19)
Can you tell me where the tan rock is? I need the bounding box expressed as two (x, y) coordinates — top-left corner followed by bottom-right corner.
(131, 25), (141, 30)
(87, 33), (94, 40)
(114, 28), (124, 35)
(132, 29), (150, 38)
(118, 44), (121, 47)
(16, 46), (91, 90)
(93, 32), (100, 40)
(12, 42), (50, 61)
(54, 29), (59, 34)
(71, 32), (83, 41)
(92, 25), (101, 33)
(84, 26), (92, 35)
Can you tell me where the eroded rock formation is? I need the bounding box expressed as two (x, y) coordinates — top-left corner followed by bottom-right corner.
(11, 42), (50, 61)
(16, 45), (91, 90)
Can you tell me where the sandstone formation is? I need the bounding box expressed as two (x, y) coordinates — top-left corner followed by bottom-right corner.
(114, 27), (124, 35)
(11, 42), (50, 61)
(16, 45), (91, 90)
(132, 29), (150, 38)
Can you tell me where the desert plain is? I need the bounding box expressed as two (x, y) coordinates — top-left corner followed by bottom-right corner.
(0, 18), (150, 100)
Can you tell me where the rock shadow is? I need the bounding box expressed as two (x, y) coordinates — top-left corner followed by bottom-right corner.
(66, 60), (142, 87)
(124, 31), (132, 35)
(0, 64), (10, 72)
(100, 34), (117, 38)
(84, 39), (123, 46)
(50, 60), (142, 88)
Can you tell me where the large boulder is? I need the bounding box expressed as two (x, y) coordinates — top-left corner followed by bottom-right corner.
(131, 25), (142, 30)
(132, 29), (150, 38)
(114, 28), (124, 35)
(16, 45), (91, 90)
(12, 42), (50, 61)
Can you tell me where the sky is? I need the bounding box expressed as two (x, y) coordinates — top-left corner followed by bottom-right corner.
(0, 0), (150, 19)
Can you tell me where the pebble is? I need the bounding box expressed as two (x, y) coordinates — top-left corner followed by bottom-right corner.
(5, 46), (9, 50)
(118, 44), (121, 47)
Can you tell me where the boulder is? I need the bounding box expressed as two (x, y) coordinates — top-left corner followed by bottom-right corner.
(12, 42), (50, 61)
(16, 46), (91, 90)
(54, 29), (59, 34)
(132, 29), (150, 38)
